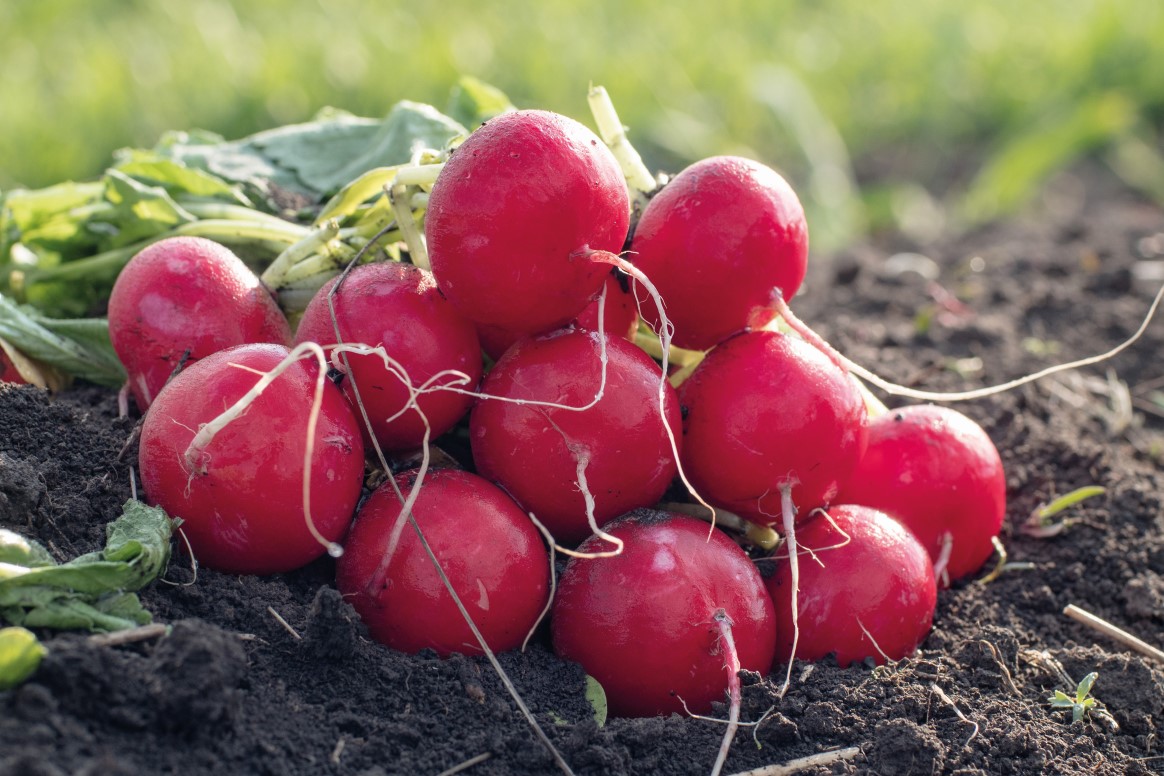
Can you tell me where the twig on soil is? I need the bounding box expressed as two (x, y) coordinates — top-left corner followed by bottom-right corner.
(977, 640), (1020, 696)
(330, 737), (345, 765)
(725, 746), (861, 776)
(929, 683), (979, 747)
(435, 752), (493, 776)
(1063, 604), (1164, 665)
(266, 606), (302, 641)
(87, 623), (169, 648)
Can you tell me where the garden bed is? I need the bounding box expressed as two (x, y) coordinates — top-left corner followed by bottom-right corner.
(2, 162), (1163, 775)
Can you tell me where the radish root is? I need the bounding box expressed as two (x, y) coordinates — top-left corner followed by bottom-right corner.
(711, 609), (743, 776)
(776, 483), (800, 699)
(772, 282), (1164, 403)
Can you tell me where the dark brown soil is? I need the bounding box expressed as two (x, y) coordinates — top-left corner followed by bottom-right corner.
(3, 161), (1164, 776)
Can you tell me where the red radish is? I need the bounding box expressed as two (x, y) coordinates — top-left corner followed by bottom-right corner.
(476, 272), (640, 362)
(679, 330), (868, 525)
(552, 510), (777, 717)
(336, 468), (550, 656)
(293, 261), (482, 452)
(836, 404), (1007, 585)
(471, 330), (680, 545)
(426, 109), (631, 335)
(108, 236), (292, 411)
(138, 343), (364, 575)
(629, 156), (808, 351)
(766, 504), (937, 666)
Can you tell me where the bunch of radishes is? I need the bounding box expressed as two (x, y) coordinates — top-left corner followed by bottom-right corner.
(113, 105), (1008, 723)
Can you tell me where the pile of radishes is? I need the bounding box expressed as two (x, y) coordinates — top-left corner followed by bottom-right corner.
(114, 105), (1010, 726)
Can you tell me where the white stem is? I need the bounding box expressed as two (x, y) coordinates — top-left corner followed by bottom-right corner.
(390, 183), (430, 271)
(587, 86), (657, 195)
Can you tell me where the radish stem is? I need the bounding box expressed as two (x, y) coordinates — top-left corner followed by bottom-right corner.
(587, 86), (657, 196)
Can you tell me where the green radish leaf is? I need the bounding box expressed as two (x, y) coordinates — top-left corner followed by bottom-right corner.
(112, 149), (252, 207)
(0, 500), (174, 633)
(158, 102), (466, 203)
(446, 77), (515, 130)
(585, 674), (608, 727)
(0, 626), (45, 690)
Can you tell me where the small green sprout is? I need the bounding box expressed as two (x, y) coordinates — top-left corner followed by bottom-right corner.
(1021, 485), (1106, 539)
(1050, 672), (1101, 724)
(1050, 671), (1098, 722)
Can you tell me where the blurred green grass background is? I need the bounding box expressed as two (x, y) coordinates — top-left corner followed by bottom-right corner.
(3, 0), (1162, 248)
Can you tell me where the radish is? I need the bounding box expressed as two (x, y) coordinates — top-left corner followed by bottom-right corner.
(629, 156), (808, 351)
(836, 404), (1007, 585)
(108, 236), (292, 411)
(551, 510), (777, 718)
(138, 343), (364, 575)
(470, 329), (681, 545)
(476, 271), (639, 362)
(765, 504), (937, 666)
(336, 468), (550, 656)
(679, 330), (867, 525)
(425, 109), (631, 335)
(293, 261), (482, 452)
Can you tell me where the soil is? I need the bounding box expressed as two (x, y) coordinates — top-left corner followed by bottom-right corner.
(3, 161), (1164, 776)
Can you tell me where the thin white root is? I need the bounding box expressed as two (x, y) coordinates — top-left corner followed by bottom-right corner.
(551, 449), (624, 559)
(933, 531), (954, 588)
(710, 610), (743, 776)
(521, 511), (560, 652)
(856, 618), (893, 664)
(774, 282), (1164, 403)
(766, 507), (851, 566)
(181, 341), (342, 558)
(726, 746), (862, 776)
(930, 683), (979, 747)
(777, 484), (800, 699)
(407, 512), (576, 776)
(596, 252), (719, 533)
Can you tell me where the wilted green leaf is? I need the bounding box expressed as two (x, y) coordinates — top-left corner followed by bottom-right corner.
(0, 294), (125, 386)
(0, 500), (174, 633)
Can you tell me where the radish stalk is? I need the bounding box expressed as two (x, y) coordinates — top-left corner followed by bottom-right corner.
(390, 182), (430, 271)
(587, 85), (657, 196)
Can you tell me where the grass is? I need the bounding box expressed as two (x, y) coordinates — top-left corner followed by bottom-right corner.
(2, 0), (1162, 247)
